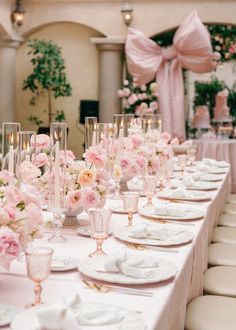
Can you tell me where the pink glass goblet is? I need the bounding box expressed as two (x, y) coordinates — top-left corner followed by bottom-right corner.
(122, 192), (140, 226)
(89, 208), (112, 257)
(187, 147), (197, 166)
(178, 154), (188, 177)
(25, 246), (53, 308)
(143, 175), (157, 207)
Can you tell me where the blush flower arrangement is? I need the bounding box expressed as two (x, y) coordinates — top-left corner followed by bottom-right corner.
(118, 77), (159, 117)
(30, 135), (112, 213)
(0, 170), (43, 270)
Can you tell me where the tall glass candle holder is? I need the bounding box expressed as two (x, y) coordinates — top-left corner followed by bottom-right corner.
(17, 131), (36, 182)
(85, 117), (97, 150)
(48, 122), (67, 243)
(113, 114), (125, 139)
(124, 113), (134, 137)
(1, 122), (21, 173)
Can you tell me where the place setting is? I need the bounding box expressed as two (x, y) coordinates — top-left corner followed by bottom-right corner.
(157, 187), (212, 202)
(169, 177), (219, 191)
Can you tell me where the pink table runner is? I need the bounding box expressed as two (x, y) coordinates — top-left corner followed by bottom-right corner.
(0, 170), (230, 330)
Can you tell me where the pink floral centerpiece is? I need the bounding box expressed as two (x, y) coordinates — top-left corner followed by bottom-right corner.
(0, 170), (43, 270)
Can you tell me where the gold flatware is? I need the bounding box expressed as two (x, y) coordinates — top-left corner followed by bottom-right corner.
(82, 279), (153, 296)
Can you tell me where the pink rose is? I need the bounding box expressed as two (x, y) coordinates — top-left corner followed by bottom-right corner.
(31, 134), (50, 149)
(59, 150), (76, 166)
(213, 51), (221, 60)
(150, 101), (158, 110)
(0, 226), (21, 269)
(4, 204), (18, 220)
(66, 190), (84, 211)
(84, 190), (100, 210)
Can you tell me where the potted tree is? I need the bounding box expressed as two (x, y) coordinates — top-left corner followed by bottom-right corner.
(23, 39), (72, 131)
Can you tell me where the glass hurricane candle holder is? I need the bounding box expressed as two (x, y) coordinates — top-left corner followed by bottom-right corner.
(16, 131), (36, 183)
(1, 122), (21, 173)
(25, 246), (53, 308)
(122, 192), (139, 226)
(113, 114), (125, 139)
(124, 113), (134, 137)
(85, 117), (97, 150)
(89, 208), (112, 257)
(143, 175), (157, 207)
(48, 122), (67, 243)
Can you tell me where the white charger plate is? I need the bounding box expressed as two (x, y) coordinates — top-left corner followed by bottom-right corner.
(197, 174), (225, 182)
(158, 189), (211, 202)
(186, 167), (227, 174)
(0, 303), (20, 327)
(170, 181), (218, 191)
(51, 256), (79, 271)
(78, 254), (177, 285)
(195, 160), (229, 168)
(11, 302), (146, 330)
(76, 225), (113, 237)
(139, 205), (205, 221)
(114, 225), (194, 246)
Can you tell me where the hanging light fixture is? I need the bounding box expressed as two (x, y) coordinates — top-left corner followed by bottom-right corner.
(121, 1), (133, 26)
(11, 0), (26, 27)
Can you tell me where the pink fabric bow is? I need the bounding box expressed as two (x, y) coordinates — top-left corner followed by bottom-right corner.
(125, 10), (213, 141)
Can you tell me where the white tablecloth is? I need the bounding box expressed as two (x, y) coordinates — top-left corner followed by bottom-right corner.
(0, 170), (230, 330)
(195, 139), (236, 192)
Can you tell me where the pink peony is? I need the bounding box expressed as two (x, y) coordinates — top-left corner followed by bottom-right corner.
(59, 150), (76, 166)
(170, 137), (179, 145)
(0, 170), (15, 186)
(4, 186), (22, 205)
(31, 134), (50, 149)
(4, 204), (18, 220)
(84, 190), (100, 210)
(0, 226), (21, 269)
(127, 93), (138, 105)
(131, 134), (144, 149)
(18, 161), (41, 183)
(83, 147), (106, 167)
(0, 209), (10, 225)
(161, 132), (172, 143)
(33, 153), (49, 168)
(66, 190), (84, 211)
(25, 203), (43, 232)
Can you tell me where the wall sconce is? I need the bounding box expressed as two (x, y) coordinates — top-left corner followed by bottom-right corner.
(11, 0), (26, 27)
(121, 2), (133, 26)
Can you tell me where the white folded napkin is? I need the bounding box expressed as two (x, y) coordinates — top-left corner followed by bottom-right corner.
(100, 251), (159, 279)
(36, 293), (125, 329)
(195, 164), (211, 172)
(191, 171), (202, 180)
(170, 187), (189, 198)
(130, 224), (184, 241)
(153, 203), (186, 217)
(182, 177), (200, 188)
(202, 158), (228, 167)
(127, 176), (143, 191)
(169, 178), (182, 188)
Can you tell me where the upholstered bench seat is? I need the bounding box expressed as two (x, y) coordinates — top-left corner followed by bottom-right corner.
(223, 203), (236, 215)
(218, 214), (236, 227)
(227, 194), (236, 205)
(212, 226), (236, 244)
(185, 295), (236, 330)
(208, 243), (236, 267)
(204, 266), (236, 297)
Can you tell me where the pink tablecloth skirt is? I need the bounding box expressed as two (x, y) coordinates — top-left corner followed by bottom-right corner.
(195, 139), (236, 192)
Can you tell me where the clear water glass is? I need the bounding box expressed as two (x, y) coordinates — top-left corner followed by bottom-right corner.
(89, 208), (112, 257)
(25, 246), (53, 308)
(187, 147), (197, 165)
(122, 192), (139, 226)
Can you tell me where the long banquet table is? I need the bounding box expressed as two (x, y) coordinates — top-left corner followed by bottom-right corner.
(0, 168), (231, 330)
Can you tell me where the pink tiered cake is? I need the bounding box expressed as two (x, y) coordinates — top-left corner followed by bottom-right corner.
(193, 106), (211, 128)
(214, 89), (231, 121)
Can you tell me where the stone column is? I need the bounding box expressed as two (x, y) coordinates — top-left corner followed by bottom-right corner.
(0, 37), (21, 123)
(91, 38), (124, 123)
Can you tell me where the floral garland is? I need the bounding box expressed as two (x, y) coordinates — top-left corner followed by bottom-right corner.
(118, 78), (159, 116)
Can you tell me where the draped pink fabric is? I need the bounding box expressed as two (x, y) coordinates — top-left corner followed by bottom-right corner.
(125, 10), (213, 141)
